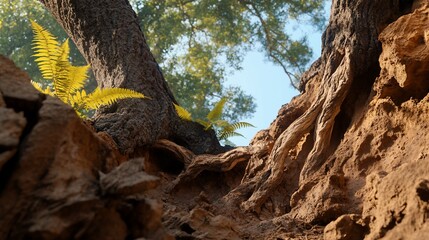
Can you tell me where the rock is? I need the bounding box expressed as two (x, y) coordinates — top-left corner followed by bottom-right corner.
(0, 55), (37, 172)
(100, 158), (160, 196)
(0, 108), (26, 171)
(165, 206), (241, 240)
(362, 161), (429, 239)
(289, 174), (348, 225)
(0, 108), (26, 148)
(324, 214), (368, 240)
(0, 56), (41, 113)
(377, 5), (429, 102)
(0, 95), (118, 239)
(0, 55), (171, 240)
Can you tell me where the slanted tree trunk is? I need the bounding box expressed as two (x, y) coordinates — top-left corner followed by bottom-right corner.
(39, 0), (225, 155)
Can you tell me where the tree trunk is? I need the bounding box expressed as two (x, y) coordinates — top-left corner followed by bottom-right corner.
(39, 0), (225, 155)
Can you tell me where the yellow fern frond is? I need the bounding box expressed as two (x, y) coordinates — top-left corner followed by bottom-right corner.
(68, 65), (89, 94)
(218, 122), (254, 140)
(207, 97), (227, 122)
(31, 20), (62, 80)
(30, 80), (45, 92)
(70, 89), (87, 107)
(54, 62), (89, 103)
(82, 88), (146, 110)
(213, 119), (230, 128)
(228, 122), (255, 130)
(196, 119), (212, 130)
(219, 131), (245, 140)
(30, 21), (149, 119)
(53, 59), (72, 103)
(58, 39), (70, 61)
(174, 103), (192, 121)
(51, 39), (75, 103)
(30, 80), (55, 97)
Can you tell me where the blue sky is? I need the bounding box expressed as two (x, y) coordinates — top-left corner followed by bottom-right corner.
(227, 4), (330, 146)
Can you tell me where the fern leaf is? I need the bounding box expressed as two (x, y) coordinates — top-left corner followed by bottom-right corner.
(31, 20), (61, 80)
(70, 89), (89, 119)
(207, 97), (227, 122)
(54, 39), (88, 101)
(219, 131), (244, 140)
(82, 88), (146, 110)
(55, 63), (89, 103)
(213, 119), (230, 128)
(30, 80), (55, 97)
(222, 139), (237, 147)
(30, 80), (45, 92)
(196, 119), (211, 129)
(53, 59), (72, 103)
(218, 122), (254, 140)
(70, 89), (87, 107)
(229, 122), (255, 131)
(174, 103), (192, 121)
(68, 65), (89, 94)
(58, 39), (70, 61)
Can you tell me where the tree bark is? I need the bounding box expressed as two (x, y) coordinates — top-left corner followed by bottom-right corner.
(39, 0), (225, 155)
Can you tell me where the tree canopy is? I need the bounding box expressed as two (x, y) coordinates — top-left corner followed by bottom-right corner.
(0, 0), (326, 123)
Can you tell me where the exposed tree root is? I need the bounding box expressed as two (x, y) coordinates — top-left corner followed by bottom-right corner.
(300, 50), (352, 181)
(165, 50), (354, 213)
(150, 139), (252, 190)
(240, 50), (353, 213)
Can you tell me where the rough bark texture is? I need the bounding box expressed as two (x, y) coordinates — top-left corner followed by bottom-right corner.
(39, 0), (225, 155)
(3, 0), (429, 239)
